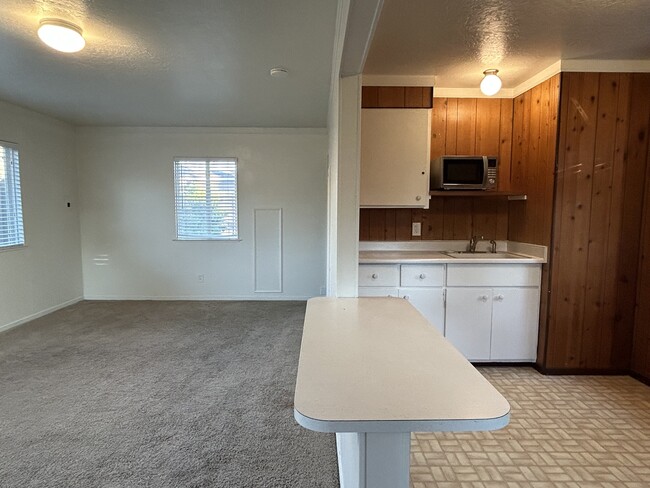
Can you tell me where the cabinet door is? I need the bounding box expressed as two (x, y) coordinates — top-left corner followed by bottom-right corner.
(398, 287), (445, 334)
(491, 287), (540, 361)
(360, 109), (431, 208)
(445, 288), (492, 361)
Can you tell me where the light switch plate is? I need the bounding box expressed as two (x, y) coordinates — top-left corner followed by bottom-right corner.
(412, 222), (422, 237)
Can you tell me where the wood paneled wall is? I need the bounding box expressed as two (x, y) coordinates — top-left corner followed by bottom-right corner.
(630, 75), (650, 381)
(430, 98), (514, 191)
(545, 73), (650, 371)
(507, 75), (561, 366)
(508, 75), (560, 247)
(359, 91), (513, 241)
(362, 86), (433, 108)
(359, 199), (509, 241)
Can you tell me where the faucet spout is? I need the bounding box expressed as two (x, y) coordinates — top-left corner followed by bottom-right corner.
(468, 235), (484, 253)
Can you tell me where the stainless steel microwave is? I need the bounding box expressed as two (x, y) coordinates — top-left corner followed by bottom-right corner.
(430, 155), (498, 190)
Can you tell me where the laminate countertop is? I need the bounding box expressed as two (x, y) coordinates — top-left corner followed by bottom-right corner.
(293, 297), (511, 433)
(359, 245), (546, 264)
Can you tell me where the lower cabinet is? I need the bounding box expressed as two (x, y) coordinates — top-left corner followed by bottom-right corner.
(398, 287), (445, 335)
(359, 264), (445, 333)
(359, 262), (541, 362)
(445, 287), (540, 361)
(445, 264), (541, 362)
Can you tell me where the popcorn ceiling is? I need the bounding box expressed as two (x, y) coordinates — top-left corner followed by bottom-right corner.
(2, 0), (166, 69)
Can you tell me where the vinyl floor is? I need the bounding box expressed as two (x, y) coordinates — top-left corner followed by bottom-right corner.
(411, 367), (650, 488)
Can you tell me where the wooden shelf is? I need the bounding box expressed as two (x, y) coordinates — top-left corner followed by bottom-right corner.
(429, 191), (527, 201)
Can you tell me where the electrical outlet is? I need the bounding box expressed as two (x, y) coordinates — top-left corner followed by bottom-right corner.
(198, 274), (205, 283)
(412, 222), (422, 237)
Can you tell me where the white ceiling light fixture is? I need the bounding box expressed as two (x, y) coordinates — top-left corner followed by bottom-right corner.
(480, 69), (502, 96)
(37, 19), (86, 53)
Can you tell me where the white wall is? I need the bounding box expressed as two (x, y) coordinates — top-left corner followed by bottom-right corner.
(334, 75), (361, 297)
(0, 100), (83, 331)
(76, 127), (328, 300)
(327, 0), (361, 298)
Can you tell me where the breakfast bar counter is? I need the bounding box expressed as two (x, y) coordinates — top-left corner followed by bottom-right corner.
(294, 297), (510, 488)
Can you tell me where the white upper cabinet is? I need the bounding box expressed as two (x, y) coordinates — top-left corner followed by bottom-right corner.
(360, 109), (431, 208)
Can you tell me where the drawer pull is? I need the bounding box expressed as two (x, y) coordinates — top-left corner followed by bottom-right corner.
(371, 273), (378, 279)
(494, 294), (504, 301)
(479, 295), (489, 302)
(419, 273), (426, 279)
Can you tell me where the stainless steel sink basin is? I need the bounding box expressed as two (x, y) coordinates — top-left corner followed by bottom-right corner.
(443, 251), (525, 259)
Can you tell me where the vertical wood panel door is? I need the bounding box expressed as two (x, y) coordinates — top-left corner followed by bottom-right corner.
(544, 72), (650, 372)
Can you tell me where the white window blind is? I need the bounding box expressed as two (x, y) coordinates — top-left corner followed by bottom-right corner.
(174, 158), (238, 240)
(0, 142), (25, 249)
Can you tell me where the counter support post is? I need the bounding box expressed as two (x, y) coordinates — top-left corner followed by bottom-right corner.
(336, 432), (410, 488)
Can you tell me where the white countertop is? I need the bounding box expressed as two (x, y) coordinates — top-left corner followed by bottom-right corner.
(359, 250), (544, 264)
(294, 297), (511, 433)
(358, 240), (547, 264)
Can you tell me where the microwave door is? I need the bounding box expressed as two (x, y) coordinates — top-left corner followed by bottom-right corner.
(443, 158), (486, 189)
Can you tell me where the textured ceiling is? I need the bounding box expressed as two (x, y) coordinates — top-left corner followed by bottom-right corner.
(364, 0), (650, 89)
(0, 0), (337, 126)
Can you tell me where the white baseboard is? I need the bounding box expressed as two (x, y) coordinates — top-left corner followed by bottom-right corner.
(82, 295), (314, 301)
(0, 294), (315, 333)
(0, 296), (84, 333)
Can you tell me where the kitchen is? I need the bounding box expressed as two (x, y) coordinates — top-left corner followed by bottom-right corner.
(321, 1), (650, 484)
(355, 74), (650, 377)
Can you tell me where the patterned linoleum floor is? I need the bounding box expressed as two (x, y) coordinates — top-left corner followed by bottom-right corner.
(410, 367), (650, 488)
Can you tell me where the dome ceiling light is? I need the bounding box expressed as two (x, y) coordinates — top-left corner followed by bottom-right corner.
(37, 19), (86, 53)
(479, 69), (502, 96)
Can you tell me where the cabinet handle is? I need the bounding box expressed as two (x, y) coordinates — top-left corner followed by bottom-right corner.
(415, 195), (422, 201)
(419, 273), (426, 279)
(371, 273), (378, 279)
(403, 295), (410, 300)
(494, 294), (504, 301)
(479, 295), (489, 302)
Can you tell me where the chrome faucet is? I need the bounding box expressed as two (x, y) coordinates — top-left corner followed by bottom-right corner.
(468, 235), (484, 253)
(490, 239), (497, 253)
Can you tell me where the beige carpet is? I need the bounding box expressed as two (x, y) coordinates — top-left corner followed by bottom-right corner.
(0, 300), (338, 488)
(411, 367), (650, 488)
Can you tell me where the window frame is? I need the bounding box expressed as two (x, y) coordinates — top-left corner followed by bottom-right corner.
(173, 157), (240, 241)
(0, 140), (25, 251)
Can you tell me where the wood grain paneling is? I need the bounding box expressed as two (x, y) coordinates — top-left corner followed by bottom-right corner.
(361, 86), (433, 109)
(543, 72), (650, 372)
(628, 73), (650, 379)
(361, 95), (513, 242)
(508, 75), (561, 366)
(633, 107), (650, 379)
(359, 202), (509, 242)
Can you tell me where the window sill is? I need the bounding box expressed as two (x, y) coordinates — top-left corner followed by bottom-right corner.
(0, 244), (27, 254)
(173, 238), (242, 242)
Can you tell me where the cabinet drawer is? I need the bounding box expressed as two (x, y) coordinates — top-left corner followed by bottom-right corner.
(358, 265), (400, 287)
(447, 264), (541, 287)
(400, 264), (445, 287)
(359, 287), (399, 297)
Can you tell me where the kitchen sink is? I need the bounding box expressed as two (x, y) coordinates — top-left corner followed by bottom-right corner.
(443, 251), (526, 259)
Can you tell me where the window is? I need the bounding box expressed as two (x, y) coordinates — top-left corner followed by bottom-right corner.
(0, 142), (25, 249)
(174, 158), (238, 240)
